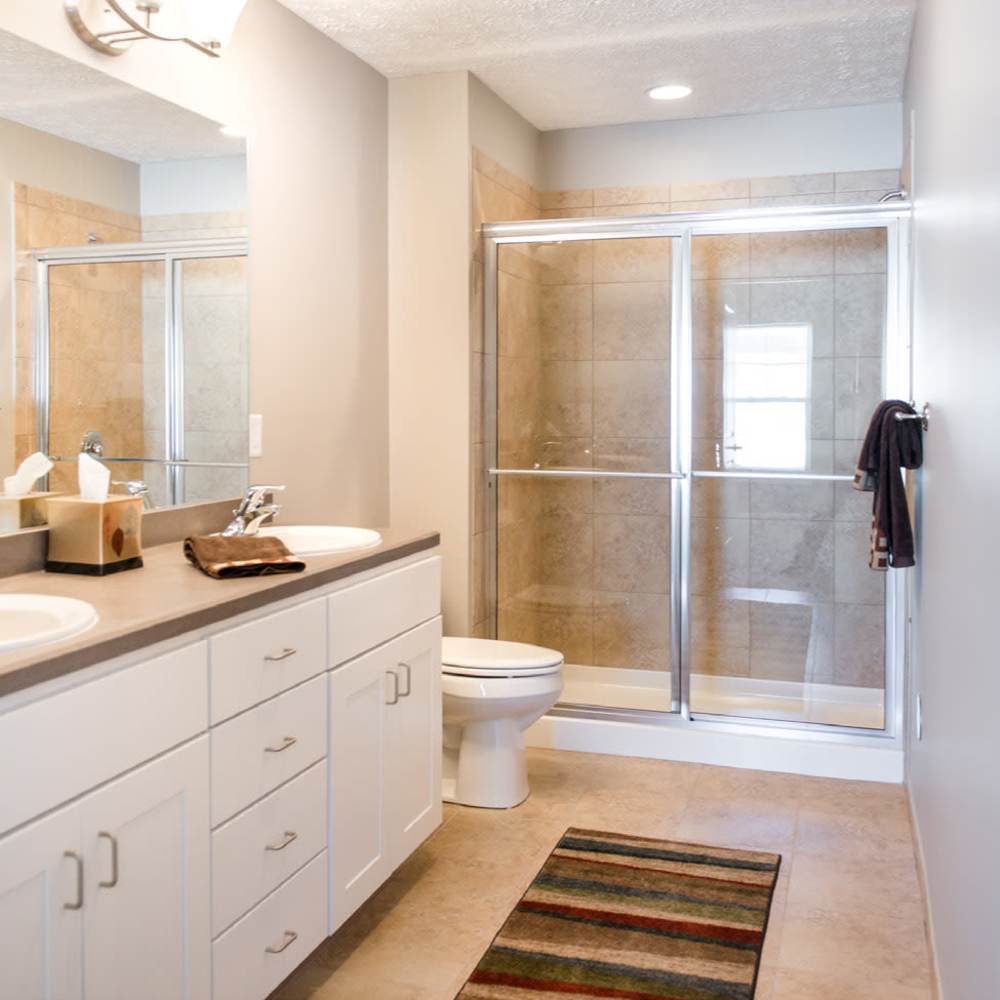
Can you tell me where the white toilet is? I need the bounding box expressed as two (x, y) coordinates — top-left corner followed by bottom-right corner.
(441, 637), (564, 809)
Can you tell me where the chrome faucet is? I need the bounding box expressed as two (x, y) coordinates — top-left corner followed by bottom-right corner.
(112, 479), (153, 511)
(222, 485), (285, 537)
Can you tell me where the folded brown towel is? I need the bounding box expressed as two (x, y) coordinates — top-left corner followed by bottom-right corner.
(184, 534), (306, 579)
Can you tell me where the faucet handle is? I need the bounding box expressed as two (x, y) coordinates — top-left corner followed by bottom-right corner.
(237, 484), (285, 513)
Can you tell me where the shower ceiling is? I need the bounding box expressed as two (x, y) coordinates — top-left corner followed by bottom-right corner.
(277, 0), (916, 130)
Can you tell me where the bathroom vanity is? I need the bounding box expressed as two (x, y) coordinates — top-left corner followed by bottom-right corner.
(0, 532), (442, 1000)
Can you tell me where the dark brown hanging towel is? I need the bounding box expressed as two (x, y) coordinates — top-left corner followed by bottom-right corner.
(853, 400), (923, 569)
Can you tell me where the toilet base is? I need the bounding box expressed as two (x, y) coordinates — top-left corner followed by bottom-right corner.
(442, 718), (530, 809)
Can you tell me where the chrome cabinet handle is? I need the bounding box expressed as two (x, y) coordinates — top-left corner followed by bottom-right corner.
(385, 669), (399, 705)
(264, 647), (297, 662)
(397, 662), (411, 697)
(97, 832), (118, 888)
(265, 735), (297, 753)
(265, 830), (298, 852)
(265, 929), (298, 954)
(64, 851), (83, 910)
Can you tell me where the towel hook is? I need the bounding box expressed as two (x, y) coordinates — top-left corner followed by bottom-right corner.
(894, 402), (930, 431)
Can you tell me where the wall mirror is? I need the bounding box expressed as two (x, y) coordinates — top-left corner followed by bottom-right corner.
(1, 28), (249, 517)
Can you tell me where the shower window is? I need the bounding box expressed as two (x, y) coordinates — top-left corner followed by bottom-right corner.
(722, 323), (811, 471)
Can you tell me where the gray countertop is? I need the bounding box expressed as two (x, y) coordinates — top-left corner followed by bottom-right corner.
(0, 529), (440, 698)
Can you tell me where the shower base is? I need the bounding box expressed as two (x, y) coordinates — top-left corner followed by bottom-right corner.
(560, 664), (884, 730)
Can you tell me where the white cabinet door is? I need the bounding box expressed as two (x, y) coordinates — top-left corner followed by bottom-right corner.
(0, 805), (83, 1000)
(81, 738), (210, 1000)
(329, 617), (443, 933)
(385, 618), (442, 869)
(328, 645), (390, 932)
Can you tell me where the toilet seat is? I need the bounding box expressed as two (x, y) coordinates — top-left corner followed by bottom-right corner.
(442, 637), (564, 679)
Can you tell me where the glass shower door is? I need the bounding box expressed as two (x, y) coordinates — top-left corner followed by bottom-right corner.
(173, 255), (249, 504)
(688, 226), (889, 729)
(493, 235), (681, 713)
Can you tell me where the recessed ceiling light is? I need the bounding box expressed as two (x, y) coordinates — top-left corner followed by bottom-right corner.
(647, 84), (693, 101)
(219, 124), (246, 138)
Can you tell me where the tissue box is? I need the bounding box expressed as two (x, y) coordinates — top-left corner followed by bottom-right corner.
(45, 495), (144, 576)
(0, 492), (59, 533)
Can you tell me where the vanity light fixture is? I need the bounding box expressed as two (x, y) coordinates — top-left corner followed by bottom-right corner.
(65, 0), (247, 59)
(647, 84), (693, 101)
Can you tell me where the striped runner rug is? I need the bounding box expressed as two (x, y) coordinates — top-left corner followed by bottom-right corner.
(456, 827), (781, 1000)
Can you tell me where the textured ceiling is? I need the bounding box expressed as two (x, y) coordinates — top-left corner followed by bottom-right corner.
(278, 0), (915, 130)
(0, 30), (243, 162)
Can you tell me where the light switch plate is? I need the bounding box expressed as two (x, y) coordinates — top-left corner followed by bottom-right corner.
(249, 413), (263, 458)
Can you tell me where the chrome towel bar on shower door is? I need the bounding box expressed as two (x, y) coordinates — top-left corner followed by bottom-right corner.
(489, 468), (859, 482)
(488, 468), (687, 480)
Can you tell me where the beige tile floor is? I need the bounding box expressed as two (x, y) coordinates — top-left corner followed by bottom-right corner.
(271, 749), (934, 1000)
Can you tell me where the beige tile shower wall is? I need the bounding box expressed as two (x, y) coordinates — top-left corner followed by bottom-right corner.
(14, 184), (144, 494)
(471, 150), (540, 638)
(506, 237), (674, 671)
(528, 171), (897, 686)
(539, 170), (902, 218)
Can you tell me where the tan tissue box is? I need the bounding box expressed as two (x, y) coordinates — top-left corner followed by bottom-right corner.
(45, 495), (144, 576)
(0, 491), (59, 533)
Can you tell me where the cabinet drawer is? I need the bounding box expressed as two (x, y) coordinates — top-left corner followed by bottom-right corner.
(328, 555), (440, 665)
(211, 675), (326, 827)
(210, 597), (326, 724)
(212, 850), (328, 1000)
(212, 759), (327, 936)
(0, 642), (207, 834)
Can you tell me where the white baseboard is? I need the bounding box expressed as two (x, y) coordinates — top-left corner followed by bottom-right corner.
(525, 713), (905, 783)
(906, 786), (943, 998)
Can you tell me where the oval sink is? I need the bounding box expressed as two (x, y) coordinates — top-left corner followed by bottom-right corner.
(0, 594), (98, 653)
(257, 525), (382, 557)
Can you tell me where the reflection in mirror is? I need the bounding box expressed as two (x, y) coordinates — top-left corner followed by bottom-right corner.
(1, 30), (248, 520)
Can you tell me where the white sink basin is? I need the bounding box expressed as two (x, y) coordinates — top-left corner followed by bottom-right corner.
(257, 525), (382, 557)
(0, 594), (98, 653)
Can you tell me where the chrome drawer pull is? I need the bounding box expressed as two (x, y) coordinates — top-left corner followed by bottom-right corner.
(264, 647), (297, 662)
(397, 662), (411, 697)
(265, 929), (298, 954)
(64, 851), (83, 910)
(265, 830), (298, 852)
(264, 735), (298, 753)
(97, 832), (118, 888)
(385, 669), (399, 705)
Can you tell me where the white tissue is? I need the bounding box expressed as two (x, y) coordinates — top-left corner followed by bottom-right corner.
(3, 451), (53, 496)
(78, 453), (111, 501)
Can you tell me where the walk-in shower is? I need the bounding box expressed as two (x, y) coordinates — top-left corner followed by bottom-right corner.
(27, 237), (249, 507)
(483, 203), (910, 738)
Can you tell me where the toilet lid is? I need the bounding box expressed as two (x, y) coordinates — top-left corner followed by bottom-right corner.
(441, 637), (564, 677)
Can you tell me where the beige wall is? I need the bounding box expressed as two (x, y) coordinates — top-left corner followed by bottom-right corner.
(235, 0), (388, 526)
(388, 73), (473, 633)
(469, 76), (542, 193)
(0, 0), (391, 526)
(540, 103), (904, 192)
(904, 0), (1000, 995)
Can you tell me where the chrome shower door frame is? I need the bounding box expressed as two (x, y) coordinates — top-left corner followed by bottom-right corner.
(484, 202), (912, 749)
(32, 238), (248, 505)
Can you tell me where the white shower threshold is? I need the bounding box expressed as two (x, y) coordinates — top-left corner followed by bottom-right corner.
(528, 664), (901, 783)
(560, 664), (884, 730)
